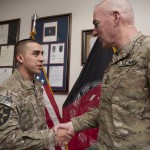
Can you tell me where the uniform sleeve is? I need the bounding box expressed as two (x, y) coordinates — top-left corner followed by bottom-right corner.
(144, 45), (150, 120)
(71, 106), (99, 132)
(0, 101), (56, 150)
(146, 48), (150, 85)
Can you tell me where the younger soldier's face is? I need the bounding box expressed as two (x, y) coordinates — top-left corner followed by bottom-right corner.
(21, 42), (44, 75)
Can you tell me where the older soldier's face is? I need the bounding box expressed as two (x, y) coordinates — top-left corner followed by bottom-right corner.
(21, 43), (44, 75)
(93, 7), (116, 48)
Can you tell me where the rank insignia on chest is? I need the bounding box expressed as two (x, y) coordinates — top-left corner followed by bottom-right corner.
(119, 59), (137, 67)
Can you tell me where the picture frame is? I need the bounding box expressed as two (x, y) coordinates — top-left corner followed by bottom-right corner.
(34, 13), (72, 94)
(0, 19), (20, 84)
(0, 18), (20, 46)
(81, 29), (96, 65)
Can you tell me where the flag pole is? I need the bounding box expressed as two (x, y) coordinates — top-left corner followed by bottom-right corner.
(30, 12), (39, 39)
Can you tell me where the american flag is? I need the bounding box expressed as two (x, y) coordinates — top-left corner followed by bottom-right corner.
(35, 67), (63, 150)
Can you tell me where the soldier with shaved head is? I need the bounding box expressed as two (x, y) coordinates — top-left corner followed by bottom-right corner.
(0, 39), (73, 149)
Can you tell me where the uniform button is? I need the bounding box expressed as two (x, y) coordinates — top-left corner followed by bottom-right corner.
(21, 140), (24, 143)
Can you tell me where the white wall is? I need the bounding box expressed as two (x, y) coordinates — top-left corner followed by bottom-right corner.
(0, 0), (150, 115)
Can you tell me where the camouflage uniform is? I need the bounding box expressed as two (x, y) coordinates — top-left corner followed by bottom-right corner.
(0, 70), (55, 150)
(72, 32), (150, 150)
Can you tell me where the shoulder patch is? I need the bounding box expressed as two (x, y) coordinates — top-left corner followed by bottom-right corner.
(0, 96), (13, 107)
(0, 104), (11, 126)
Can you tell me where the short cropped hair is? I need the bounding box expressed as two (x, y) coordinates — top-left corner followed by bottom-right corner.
(14, 39), (38, 56)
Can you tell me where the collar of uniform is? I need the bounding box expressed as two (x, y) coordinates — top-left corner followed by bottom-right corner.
(111, 31), (143, 65)
(14, 69), (36, 89)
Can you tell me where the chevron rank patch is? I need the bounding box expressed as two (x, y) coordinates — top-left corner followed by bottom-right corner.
(0, 104), (11, 126)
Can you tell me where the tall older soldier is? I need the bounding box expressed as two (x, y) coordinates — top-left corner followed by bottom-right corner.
(54, 0), (150, 149)
(0, 39), (72, 150)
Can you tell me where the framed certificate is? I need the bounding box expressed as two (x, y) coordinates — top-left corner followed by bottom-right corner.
(0, 19), (20, 46)
(33, 13), (71, 93)
(0, 19), (20, 78)
(41, 44), (49, 64)
(50, 43), (65, 64)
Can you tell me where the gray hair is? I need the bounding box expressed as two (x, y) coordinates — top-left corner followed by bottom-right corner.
(95, 0), (134, 25)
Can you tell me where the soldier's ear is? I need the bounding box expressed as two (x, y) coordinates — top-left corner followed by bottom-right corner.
(16, 54), (24, 63)
(113, 11), (120, 27)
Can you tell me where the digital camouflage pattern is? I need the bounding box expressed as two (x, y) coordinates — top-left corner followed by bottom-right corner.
(0, 70), (56, 150)
(72, 32), (150, 150)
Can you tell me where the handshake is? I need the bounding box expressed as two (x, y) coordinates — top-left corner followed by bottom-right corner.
(53, 121), (74, 146)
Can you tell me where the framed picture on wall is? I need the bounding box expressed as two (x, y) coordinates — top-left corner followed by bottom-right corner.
(0, 19), (20, 84)
(33, 13), (72, 94)
(0, 18), (20, 45)
(81, 29), (97, 65)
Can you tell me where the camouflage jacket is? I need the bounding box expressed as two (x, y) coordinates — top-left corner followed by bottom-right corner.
(72, 32), (150, 150)
(0, 70), (55, 150)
